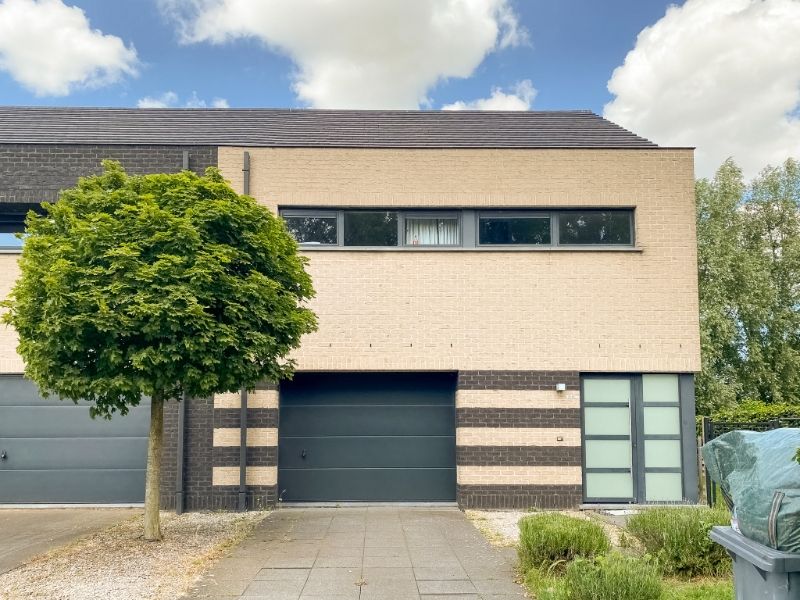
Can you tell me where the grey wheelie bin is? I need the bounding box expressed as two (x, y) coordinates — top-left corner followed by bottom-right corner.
(711, 526), (800, 599)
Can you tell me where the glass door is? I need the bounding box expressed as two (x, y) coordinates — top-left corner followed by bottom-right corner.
(582, 374), (685, 503)
(582, 377), (636, 502)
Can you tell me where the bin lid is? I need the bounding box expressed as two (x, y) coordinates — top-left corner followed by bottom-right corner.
(710, 527), (800, 573)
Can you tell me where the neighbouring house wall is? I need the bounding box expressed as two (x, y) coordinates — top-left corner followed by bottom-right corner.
(0, 144), (220, 509)
(0, 144), (217, 204)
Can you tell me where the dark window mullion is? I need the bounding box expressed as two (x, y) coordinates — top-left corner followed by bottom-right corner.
(552, 211), (559, 246)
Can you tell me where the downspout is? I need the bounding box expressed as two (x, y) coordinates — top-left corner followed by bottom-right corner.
(242, 151), (250, 195)
(182, 150), (189, 171)
(239, 386), (248, 511)
(175, 391), (186, 514)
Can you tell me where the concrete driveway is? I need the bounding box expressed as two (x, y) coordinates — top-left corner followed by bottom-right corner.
(187, 506), (524, 600)
(0, 508), (136, 574)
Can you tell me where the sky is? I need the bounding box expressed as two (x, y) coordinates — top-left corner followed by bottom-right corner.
(0, 0), (799, 178)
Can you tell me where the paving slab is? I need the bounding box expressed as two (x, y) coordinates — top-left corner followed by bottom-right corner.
(0, 507), (136, 575)
(185, 507), (523, 599)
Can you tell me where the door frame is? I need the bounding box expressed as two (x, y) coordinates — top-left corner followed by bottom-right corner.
(580, 373), (694, 504)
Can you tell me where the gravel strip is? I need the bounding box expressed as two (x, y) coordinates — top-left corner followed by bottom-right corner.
(465, 510), (526, 546)
(0, 510), (267, 600)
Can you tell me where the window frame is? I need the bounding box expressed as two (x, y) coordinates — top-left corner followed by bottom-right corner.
(281, 209), (341, 246)
(0, 210), (29, 251)
(278, 207), (636, 250)
(401, 210), (462, 248)
(342, 209), (401, 247)
(555, 209), (635, 247)
(476, 210), (554, 247)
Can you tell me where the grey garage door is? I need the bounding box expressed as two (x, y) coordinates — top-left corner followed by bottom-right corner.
(279, 372), (456, 502)
(0, 376), (150, 503)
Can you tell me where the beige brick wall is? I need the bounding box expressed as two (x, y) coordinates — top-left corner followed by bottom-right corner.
(457, 465), (583, 485)
(0, 147), (700, 375)
(0, 254), (22, 373)
(218, 147), (700, 373)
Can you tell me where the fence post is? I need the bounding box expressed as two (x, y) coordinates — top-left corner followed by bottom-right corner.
(701, 417), (715, 507)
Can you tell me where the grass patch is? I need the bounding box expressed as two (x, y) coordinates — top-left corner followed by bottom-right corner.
(626, 507), (731, 577)
(518, 513), (609, 571)
(662, 578), (734, 600)
(525, 553), (662, 600)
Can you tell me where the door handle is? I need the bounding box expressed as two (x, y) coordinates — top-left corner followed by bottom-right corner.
(300, 449), (307, 459)
(1, 450), (6, 460)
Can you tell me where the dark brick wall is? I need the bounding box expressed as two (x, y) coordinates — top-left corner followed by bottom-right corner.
(456, 407), (580, 428)
(456, 446), (581, 467)
(458, 485), (583, 509)
(0, 144), (217, 205)
(159, 400), (179, 509)
(457, 370), (579, 390)
(214, 486), (277, 510)
(214, 408), (278, 428)
(161, 396), (215, 511)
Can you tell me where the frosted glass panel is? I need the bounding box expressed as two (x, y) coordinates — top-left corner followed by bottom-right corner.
(645, 440), (682, 468)
(646, 473), (683, 502)
(584, 379), (630, 403)
(585, 440), (631, 469)
(584, 407), (631, 436)
(586, 472), (633, 499)
(643, 407), (680, 435)
(643, 374), (680, 404)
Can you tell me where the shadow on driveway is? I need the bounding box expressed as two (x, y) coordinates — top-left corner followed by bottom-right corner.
(0, 507), (137, 574)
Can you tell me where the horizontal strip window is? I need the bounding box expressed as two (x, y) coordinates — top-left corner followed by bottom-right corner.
(279, 208), (635, 249)
(1, 214), (25, 250)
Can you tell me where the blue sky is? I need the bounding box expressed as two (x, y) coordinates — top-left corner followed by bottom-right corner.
(0, 0), (678, 113)
(0, 0), (798, 178)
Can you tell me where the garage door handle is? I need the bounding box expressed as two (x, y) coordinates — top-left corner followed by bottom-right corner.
(301, 449), (307, 459)
(0, 450), (6, 460)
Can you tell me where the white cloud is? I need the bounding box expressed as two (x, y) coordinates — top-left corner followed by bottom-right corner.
(0, 0), (138, 96)
(157, 0), (527, 109)
(604, 0), (800, 179)
(137, 91), (179, 108)
(137, 91), (229, 108)
(442, 79), (536, 111)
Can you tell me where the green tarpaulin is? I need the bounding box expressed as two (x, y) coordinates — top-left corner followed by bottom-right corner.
(703, 429), (800, 552)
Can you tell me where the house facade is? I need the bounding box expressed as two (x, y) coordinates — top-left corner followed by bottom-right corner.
(0, 108), (700, 509)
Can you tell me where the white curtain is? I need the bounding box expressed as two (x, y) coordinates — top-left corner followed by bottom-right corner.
(405, 218), (459, 246)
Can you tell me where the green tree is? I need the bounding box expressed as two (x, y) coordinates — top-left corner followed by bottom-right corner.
(696, 158), (800, 412)
(2, 162), (317, 540)
(739, 159), (800, 403)
(695, 159), (747, 413)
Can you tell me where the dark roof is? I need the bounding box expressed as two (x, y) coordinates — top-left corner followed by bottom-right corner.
(0, 107), (659, 149)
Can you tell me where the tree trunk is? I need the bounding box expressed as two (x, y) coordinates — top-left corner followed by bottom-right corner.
(144, 393), (164, 541)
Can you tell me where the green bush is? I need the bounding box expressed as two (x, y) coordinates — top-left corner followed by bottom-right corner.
(518, 513), (609, 571)
(563, 553), (662, 600)
(626, 507), (731, 577)
(711, 399), (800, 422)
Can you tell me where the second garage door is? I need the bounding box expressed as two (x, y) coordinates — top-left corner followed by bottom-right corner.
(0, 376), (150, 504)
(279, 372), (456, 502)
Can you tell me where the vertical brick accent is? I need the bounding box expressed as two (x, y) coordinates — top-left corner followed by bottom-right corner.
(184, 396), (215, 510)
(159, 400), (179, 510)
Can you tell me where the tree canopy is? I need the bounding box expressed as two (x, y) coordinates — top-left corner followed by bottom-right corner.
(3, 161), (317, 416)
(696, 158), (800, 414)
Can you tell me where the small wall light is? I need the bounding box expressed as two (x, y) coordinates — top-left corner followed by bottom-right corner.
(555, 383), (567, 392)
